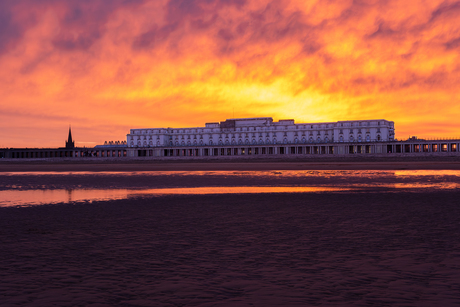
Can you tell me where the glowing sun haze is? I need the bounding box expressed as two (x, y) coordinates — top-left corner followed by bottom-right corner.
(1, 0), (459, 148)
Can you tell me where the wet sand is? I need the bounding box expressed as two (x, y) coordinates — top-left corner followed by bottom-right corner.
(1, 166), (460, 306)
(1, 169), (460, 193)
(1, 158), (460, 172)
(1, 192), (460, 306)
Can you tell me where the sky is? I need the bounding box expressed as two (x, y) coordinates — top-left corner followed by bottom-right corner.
(1, 0), (459, 148)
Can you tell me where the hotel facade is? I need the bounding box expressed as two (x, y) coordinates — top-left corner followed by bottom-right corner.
(123, 117), (456, 157)
(128, 117), (394, 148)
(126, 117), (398, 157)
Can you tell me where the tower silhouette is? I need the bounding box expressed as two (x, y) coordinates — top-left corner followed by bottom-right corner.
(65, 127), (75, 148)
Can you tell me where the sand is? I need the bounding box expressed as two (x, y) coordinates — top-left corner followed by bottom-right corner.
(1, 162), (460, 306)
(1, 192), (460, 306)
(1, 157), (460, 172)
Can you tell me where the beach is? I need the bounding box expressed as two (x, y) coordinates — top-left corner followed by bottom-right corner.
(1, 161), (460, 306)
(1, 156), (460, 172)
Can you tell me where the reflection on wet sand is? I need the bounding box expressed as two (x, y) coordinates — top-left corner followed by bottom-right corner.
(393, 170), (460, 176)
(0, 189), (129, 207)
(0, 187), (347, 207)
(354, 182), (460, 189)
(1, 169), (459, 207)
(1, 182), (460, 207)
(128, 186), (347, 197)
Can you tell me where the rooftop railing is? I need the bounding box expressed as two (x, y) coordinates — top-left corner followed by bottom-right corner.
(400, 137), (460, 142)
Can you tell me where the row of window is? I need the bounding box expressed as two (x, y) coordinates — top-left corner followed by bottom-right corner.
(130, 130), (384, 142)
(339, 135), (381, 142)
(339, 128), (380, 134)
(338, 121), (388, 127)
(130, 135), (383, 147)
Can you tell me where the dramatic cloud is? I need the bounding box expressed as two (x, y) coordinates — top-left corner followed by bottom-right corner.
(0, 0), (459, 147)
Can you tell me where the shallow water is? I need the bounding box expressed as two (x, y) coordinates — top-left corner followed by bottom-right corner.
(1, 170), (459, 207)
(0, 187), (347, 207)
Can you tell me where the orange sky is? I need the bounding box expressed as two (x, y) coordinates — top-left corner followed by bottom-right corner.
(1, 0), (459, 148)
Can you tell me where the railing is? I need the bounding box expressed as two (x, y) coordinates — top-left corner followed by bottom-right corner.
(400, 137), (460, 142)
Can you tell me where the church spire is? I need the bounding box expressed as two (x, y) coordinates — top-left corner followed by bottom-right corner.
(65, 126), (75, 148)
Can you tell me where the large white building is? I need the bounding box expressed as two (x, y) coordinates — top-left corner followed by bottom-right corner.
(127, 117), (395, 148)
(4, 118), (460, 159)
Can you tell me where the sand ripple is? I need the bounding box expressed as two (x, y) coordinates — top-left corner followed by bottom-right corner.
(1, 192), (459, 306)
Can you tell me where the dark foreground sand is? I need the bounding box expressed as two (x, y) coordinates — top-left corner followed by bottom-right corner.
(1, 191), (460, 306)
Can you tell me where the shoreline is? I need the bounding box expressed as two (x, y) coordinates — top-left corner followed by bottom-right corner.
(1, 158), (460, 171)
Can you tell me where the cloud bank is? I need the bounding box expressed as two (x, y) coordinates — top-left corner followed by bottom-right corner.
(0, 0), (459, 147)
